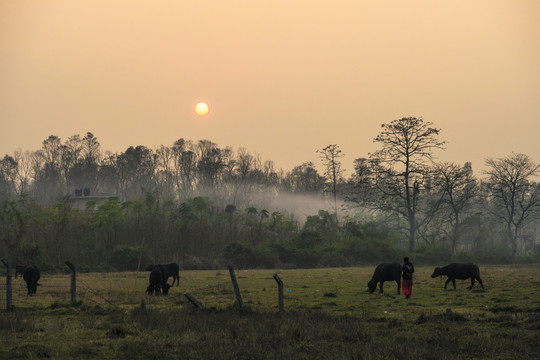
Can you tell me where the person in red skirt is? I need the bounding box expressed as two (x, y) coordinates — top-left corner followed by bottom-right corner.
(402, 257), (415, 299)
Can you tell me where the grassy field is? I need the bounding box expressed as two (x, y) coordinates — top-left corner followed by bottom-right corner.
(1, 264), (539, 359)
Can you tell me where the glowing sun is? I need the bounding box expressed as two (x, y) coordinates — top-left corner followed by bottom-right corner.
(194, 102), (210, 116)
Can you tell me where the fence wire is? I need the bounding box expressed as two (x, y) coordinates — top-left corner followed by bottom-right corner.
(0, 272), (192, 310)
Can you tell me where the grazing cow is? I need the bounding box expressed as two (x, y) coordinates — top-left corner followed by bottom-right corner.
(22, 265), (40, 296)
(164, 263), (180, 287)
(146, 268), (164, 296)
(145, 262), (180, 287)
(15, 265), (26, 279)
(367, 263), (402, 295)
(431, 263), (484, 290)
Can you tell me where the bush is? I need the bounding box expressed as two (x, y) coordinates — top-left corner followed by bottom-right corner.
(110, 245), (150, 271)
(222, 242), (278, 269)
(340, 236), (404, 265)
(181, 256), (221, 270)
(223, 242), (258, 269)
(414, 245), (453, 265)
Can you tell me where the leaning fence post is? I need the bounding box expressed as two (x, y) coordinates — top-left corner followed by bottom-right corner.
(228, 266), (244, 309)
(1, 259), (13, 311)
(65, 261), (76, 306)
(184, 293), (205, 310)
(273, 273), (284, 312)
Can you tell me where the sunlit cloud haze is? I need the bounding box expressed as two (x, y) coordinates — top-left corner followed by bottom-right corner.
(1, 0), (539, 175)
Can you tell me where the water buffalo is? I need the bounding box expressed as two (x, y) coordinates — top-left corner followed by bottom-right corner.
(368, 263), (401, 294)
(146, 268), (165, 295)
(23, 265), (40, 296)
(145, 265), (173, 296)
(431, 263), (484, 290)
(145, 263), (180, 286)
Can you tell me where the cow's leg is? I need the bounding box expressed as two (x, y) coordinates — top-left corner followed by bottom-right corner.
(476, 276), (484, 289)
(444, 278), (451, 289)
(468, 277), (475, 290)
(379, 281), (384, 293)
(396, 279), (401, 295)
(452, 279), (456, 289)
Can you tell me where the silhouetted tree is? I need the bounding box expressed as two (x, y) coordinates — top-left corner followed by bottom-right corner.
(116, 146), (155, 200)
(13, 149), (34, 196)
(0, 155), (18, 201)
(432, 162), (478, 255)
(485, 153), (540, 261)
(318, 144), (344, 212)
(368, 117), (446, 252)
(285, 162), (324, 194)
(196, 140), (224, 191)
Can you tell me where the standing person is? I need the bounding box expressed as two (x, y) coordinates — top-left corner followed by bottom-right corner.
(402, 257), (414, 299)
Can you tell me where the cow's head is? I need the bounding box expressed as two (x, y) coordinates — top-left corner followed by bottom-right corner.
(431, 267), (442, 278)
(162, 283), (171, 295)
(27, 282), (40, 296)
(367, 280), (376, 293)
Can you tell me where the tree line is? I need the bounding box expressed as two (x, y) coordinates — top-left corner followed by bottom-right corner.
(1, 117), (539, 270)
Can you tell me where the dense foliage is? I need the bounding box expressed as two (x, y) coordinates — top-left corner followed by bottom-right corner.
(1, 120), (539, 269)
(0, 192), (539, 272)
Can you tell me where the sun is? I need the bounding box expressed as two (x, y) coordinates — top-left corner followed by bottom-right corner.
(194, 102), (210, 116)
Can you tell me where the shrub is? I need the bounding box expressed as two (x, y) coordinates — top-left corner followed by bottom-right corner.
(110, 245), (150, 271)
(180, 256), (219, 270)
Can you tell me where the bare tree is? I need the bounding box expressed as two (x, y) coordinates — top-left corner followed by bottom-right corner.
(196, 140), (224, 191)
(432, 162), (478, 255)
(369, 117), (446, 252)
(485, 153), (540, 261)
(13, 149), (34, 196)
(317, 144), (344, 212)
(0, 155), (17, 200)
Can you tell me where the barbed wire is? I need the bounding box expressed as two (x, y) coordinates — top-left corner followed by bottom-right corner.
(0, 272), (233, 310)
(76, 279), (118, 308)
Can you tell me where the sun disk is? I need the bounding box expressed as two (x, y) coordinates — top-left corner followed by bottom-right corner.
(195, 102), (210, 116)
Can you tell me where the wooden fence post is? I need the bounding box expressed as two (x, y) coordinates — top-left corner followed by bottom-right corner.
(1, 259), (13, 311)
(228, 266), (244, 309)
(273, 273), (284, 312)
(65, 261), (76, 306)
(184, 293), (205, 310)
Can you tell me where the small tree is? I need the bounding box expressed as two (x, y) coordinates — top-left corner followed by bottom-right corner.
(317, 144), (344, 212)
(485, 153), (539, 261)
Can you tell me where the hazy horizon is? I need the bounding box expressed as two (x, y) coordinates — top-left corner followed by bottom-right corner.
(1, 1), (539, 174)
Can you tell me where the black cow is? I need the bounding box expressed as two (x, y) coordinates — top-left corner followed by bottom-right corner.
(367, 263), (401, 294)
(145, 266), (172, 296)
(431, 263), (484, 290)
(146, 268), (165, 296)
(22, 265), (40, 296)
(145, 263), (180, 287)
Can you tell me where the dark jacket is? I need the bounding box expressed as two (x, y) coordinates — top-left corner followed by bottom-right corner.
(402, 263), (414, 280)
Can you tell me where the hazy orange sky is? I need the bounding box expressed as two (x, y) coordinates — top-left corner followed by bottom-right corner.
(1, 1), (539, 175)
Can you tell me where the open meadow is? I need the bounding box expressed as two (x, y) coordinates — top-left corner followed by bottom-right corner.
(1, 264), (540, 359)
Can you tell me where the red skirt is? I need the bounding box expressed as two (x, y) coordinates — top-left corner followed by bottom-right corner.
(402, 279), (413, 296)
